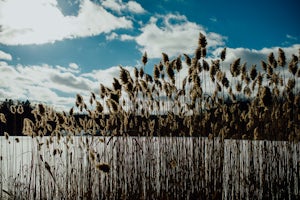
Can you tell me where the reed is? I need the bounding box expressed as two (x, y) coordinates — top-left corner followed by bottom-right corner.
(0, 33), (300, 199)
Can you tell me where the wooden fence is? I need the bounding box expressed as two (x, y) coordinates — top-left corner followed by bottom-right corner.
(0, 136), (299, 199)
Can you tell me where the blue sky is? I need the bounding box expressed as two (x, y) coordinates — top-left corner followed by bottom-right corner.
(0, 0), (299, 110)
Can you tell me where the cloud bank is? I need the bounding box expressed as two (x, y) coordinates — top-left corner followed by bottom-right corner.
(118, 14), (226, 58)
(1, 43), (299, 110)
(0, 0), (133, 45)
(0, 60), (137, 110)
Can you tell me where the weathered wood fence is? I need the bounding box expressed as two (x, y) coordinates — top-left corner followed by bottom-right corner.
(0, 136), (299, 199)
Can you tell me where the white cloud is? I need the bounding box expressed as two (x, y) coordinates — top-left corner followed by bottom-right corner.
(101, 0), (123, 13)
(211, 44), (300, 70)
(133, 14), (226, 58)
(106, 32), (118, 40)
(101, 0), (145, 14)
(120, 34), (135, 41)
(286, 34), (298, 41)
(82, 65), (135, 88)
(0, 50), (12, 61)
(126, 1), (145, 14)
(0, 0), (133, 45)
(69, 63), (79, 70)
(209, 17), (217, 22)
(0, 61), (137, 110)
(0, 62), (93, 110)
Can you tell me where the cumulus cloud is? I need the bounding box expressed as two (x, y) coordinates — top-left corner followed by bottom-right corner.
(106, 32), (118, 41)
(0, 61), (136, 110)
(126, 1), (146, 14)
(120, 34), (135, 41)
(133, 14), (226, 58)
(0, 62), (92, 110)
(0, 50), (12, 61)
(101, 0), (145, 14)
(211, 44), (300, 71)
(82, 65), (135, 88)
(0, 0), (133, 45)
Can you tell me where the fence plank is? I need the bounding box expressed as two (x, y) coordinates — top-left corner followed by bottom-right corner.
(1, 136), (300, 199)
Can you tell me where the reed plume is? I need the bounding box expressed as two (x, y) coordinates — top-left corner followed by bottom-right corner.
(288, 56), (298, 75)
(0, 113), (6, 123)
(10, 105), (16, 114)
(162, 53), (169, 65)
(259, 86), (272, 107)
(142, 51), (148, 66)
(230, 58), (240, 77)
(100, 84), (107, 99)
(198, 32), (207, 48)
(139, 67), (144, 78)
(166, 62), (175, 84)
(203, 59), (209, 71)
(278, 48), (286, 67)
(220, 47), (226, 61)
(250, 65), (257, 80)
(119, 66), (133, 85)
(113, 78), (122, 91)
(261, 60), (267, 71)
(175, 55), (182, 72)
(268, 52), (277, 68)
(195, 47), (201, 60)
(95, 163), (110, 173)
(183, 54), (191, 66)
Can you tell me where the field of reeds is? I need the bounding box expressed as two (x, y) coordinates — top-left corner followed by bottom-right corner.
(0, 33), (300, 199)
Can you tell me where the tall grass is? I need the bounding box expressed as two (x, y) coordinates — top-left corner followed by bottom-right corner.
(0, 33), (300, 199)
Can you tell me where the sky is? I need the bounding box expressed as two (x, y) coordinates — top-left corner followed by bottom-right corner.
(0, 0), (299, 110)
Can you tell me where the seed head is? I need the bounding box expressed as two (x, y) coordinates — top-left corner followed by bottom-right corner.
(250, 65), (257, 80)
(288, 57), (298, 75)
(166, 62), (175, 84)
(95, 163), (110, 173)
(139, 67), (144, 78)
(183, 54), (191, 66)
(259, 86), (272, 107)
(203, 59), (209, 71)
(162, 53), (169, 65)
(17, 105), (24, 114)
(10, 105), (16, 114)
(261, 60), (267, 71)
(119, 66), (132, 85)
(278, 48), (286, 67)
(268, 52), (277, 68)
(198, 33), (207, 48)
(0, 113), (6, 123)
(236, 81), (242, 92)
(4, 132), (9, 140)
(142, 51), (148, 66)
(220, 47), (226, 61)
(230, 58), (240, 77)
(195, 46), (201, 60)
(96, 101), (104, 113)
(76, 94), (83, 106)
(175, 55), (182, 72)
(222, 76), (229, 88)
